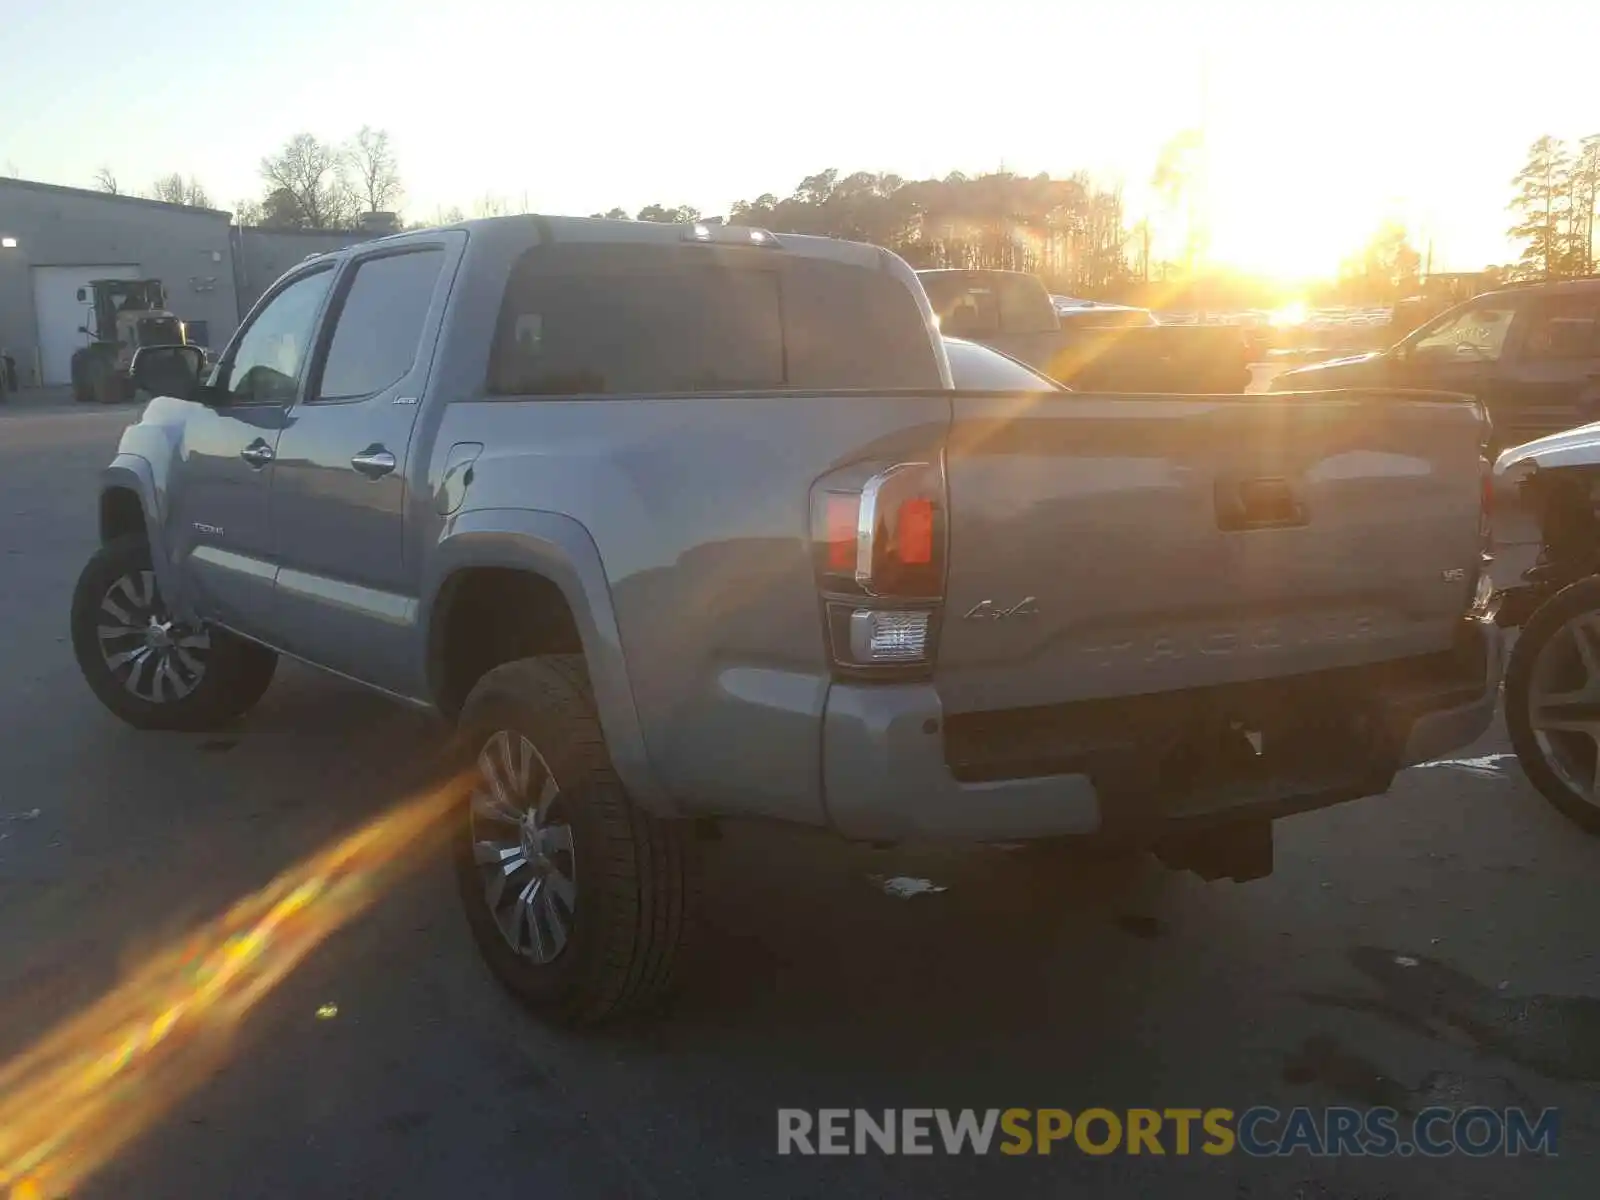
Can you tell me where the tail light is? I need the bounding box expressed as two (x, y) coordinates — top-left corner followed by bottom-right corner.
(810, 460), (946, 673)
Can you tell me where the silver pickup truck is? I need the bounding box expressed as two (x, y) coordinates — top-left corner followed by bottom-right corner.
(72, 216), (1502, 1024)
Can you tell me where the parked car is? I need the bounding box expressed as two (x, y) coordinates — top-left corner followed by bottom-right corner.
(942, 336), (1066, 390)
(1271, 279), (1600, 451)
(1050, 294), (1158, 326)
(73, 216), (1500, 1025)
(1493, 422), (1600, 834)
(920, 268), (1251, 392)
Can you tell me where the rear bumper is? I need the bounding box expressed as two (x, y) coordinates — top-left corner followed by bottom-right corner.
(820, 617), (1502, 843)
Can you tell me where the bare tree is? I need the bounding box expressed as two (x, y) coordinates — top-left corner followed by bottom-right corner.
(94, 166), (121, 195)
(233, 197), (264, 227)
(346, 126), (402, 214)
(473, 193), (509, 218)
(260, 133), (355, 230)
(148, 173), (212, 207)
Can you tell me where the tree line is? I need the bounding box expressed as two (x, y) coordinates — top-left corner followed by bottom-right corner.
(1508, 134), (1600, 280)
(98, 126), (1600, 301)
(598, 169), (1136, 296)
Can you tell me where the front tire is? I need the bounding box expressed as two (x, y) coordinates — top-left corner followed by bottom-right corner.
(70, 351), (92, 402)
(455, 656), (698, 1025)
(71, 535), (278, 731)
(1506, 576), (1600, 835)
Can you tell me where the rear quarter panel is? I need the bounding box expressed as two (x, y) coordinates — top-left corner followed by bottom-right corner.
(428, 394), (950, 827)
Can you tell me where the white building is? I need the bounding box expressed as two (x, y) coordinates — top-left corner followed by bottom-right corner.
(0, 177), (241, 386)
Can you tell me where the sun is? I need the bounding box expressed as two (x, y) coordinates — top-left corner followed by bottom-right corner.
(1187, 118), (1403, 283)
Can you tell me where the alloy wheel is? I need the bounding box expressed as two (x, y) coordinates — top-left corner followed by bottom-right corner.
(1526, 608), (1600, 807)
(469, 730), (578, 964)
(95, 570), (211, 703)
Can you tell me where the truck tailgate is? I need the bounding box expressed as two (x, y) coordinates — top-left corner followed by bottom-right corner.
(938, 389), (1486, 713)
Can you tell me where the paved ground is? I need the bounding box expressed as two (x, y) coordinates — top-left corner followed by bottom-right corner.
(1, 388), (1596, 1199)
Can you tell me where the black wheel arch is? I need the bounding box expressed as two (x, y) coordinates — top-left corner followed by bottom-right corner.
(100, 486), (147, 546)
(424, 515), (675, 817)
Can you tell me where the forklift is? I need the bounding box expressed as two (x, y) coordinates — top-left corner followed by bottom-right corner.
(69, 278), (188, 403)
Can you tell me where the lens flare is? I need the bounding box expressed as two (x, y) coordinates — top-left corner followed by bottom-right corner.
(0, 775), (465, 1200)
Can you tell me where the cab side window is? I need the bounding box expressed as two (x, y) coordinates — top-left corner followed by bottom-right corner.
(313, 250), (445, 401)
(223, 269), (334, 404)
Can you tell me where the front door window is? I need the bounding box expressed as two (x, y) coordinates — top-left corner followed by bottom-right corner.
(222, 269), (334, 404)
(1407, 304), (1518, 366)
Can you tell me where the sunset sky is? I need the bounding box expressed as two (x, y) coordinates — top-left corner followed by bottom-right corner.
(2, 0), (1596, 280)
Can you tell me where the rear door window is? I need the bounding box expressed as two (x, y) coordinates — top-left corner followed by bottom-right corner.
(314, 249), (445, 401)
(490, 246), (940, 394)
(1520, 297), (1600, 362)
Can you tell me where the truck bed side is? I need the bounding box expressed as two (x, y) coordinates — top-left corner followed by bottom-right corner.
(428, 392), (951, 829)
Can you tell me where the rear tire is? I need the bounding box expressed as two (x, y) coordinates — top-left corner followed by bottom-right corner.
(84, 353), (113, 404)
(71, 535), (278, 731)
(454, 656), (698, 1025)
(1505, 576), (1600, 835)
(97, 367), (128, 404)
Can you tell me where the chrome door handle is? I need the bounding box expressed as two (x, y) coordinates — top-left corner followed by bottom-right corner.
(240, 440), (274, 468)
(350, 446), (397, 479)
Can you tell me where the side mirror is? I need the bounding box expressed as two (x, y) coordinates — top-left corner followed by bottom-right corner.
(76, 287), (87, 302)
(130, 344), (210, 401)
(77, 325), (89, 335)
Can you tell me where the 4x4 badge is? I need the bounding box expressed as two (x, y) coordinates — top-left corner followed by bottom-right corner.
(963, 596), (1040, 621)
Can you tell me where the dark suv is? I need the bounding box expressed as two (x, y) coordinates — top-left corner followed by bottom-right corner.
(1273, 278), (1600, 449)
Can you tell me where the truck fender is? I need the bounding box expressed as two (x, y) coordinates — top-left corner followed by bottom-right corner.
(100, 453), (192, 621)
(423, 508), (675, 817)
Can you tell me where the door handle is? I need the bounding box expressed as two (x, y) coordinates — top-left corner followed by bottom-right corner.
(239, 439), (274, 468)
(350, 446), (397, 479)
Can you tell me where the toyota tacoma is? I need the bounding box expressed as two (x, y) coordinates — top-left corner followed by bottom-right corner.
(73, 216), (1502, 1024)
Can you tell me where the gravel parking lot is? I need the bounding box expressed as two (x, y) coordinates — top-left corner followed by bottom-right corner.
(1, 388), (1595, 1199)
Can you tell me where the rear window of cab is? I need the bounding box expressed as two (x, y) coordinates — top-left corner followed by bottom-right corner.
(489, 243), (942, 395)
